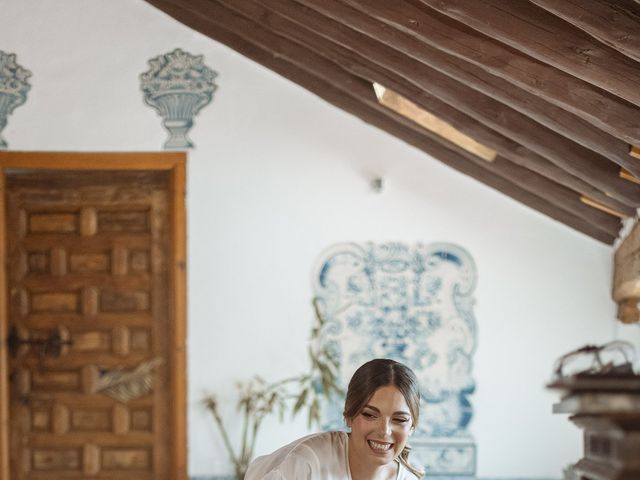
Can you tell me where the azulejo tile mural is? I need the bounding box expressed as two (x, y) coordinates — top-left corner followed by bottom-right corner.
(312, 242), (478, 478)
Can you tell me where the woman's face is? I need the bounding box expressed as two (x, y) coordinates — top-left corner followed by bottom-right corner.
(347, 385), (414, 468)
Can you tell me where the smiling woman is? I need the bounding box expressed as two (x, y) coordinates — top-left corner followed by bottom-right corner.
(244, 359), (424, 480)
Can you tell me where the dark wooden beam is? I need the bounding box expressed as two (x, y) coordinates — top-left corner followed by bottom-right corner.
(418, 0), (640, 108)
(243, 0), (635, 217)
(262, 0), (640, 207)
(528, 0), (640, 64)
(144, 0), (620, 243)
(403, 87), (635, 218)
(278, 0), (639, 179)
(230, 0), (633, 218)
(400, 93), (635, 218)
(339, 0), (640, 146)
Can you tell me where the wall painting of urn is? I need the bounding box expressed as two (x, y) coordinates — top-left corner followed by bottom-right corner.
(0, 51), (32, 149)
(141, 48), (217, 150)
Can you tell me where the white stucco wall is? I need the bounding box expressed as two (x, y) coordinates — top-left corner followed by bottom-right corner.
(1, 1), (624, 478)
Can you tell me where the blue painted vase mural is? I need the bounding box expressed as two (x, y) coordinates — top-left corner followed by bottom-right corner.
(0, 51), (31, 149)
(140, 48), (217, 150)
(313, 242), (478, 477)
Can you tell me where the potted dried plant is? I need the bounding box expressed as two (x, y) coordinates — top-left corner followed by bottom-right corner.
(203, 298), (341, 480)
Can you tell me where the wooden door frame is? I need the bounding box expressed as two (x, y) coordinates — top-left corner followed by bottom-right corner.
(0, 151), (187, 480)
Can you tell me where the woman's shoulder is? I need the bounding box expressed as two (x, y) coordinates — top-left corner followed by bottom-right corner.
(279, 431), (348, 464)
(272, 430), (346, 455)
(245, 431), (348, 479)
(298, 430), (347, 449)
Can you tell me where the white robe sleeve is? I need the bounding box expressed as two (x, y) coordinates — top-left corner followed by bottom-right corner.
(244, 432), (348, 480)
(245, 451), (313, 480)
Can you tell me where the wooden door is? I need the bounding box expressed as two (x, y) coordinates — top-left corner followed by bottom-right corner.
(0, 153), (186, 480)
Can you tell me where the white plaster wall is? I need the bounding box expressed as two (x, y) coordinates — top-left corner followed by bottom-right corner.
(1, 1), (623, 478)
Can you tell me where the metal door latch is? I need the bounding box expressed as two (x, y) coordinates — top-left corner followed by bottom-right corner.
(7, 325), (73, 359)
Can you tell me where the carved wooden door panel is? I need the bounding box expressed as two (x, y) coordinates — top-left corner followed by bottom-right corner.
(3, 168), (182, 480)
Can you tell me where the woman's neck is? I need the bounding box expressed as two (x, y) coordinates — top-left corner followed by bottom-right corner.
(347, 445), (397, 480)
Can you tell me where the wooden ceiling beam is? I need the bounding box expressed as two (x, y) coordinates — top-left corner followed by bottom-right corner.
(282, 0), (639, 179)
(398, 90), (636, 219)
(265, 0), (640, 207)
(516, 0), (640, 65)
(145, 0), (620, 243)
(338, 0), (640, 146)
(243, 0), (634, 218)
(418, 0), (640, 108)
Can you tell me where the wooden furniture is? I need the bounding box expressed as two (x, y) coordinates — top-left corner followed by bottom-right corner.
(550, 375), (640, 480)
(614, 221), (640, 324)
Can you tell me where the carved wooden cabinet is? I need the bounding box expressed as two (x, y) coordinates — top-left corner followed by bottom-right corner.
(614, 221), (640, 324)
(551, 378), (640, 480)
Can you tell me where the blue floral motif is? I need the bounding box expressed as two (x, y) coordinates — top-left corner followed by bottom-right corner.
(346, 312), (362, 329)
(313, 242), (477, 477)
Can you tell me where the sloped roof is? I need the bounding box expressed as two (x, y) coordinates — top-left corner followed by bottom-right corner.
(145, 0), (640, 244)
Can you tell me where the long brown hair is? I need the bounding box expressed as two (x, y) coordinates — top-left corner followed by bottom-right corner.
(343, 358), (424, 478)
